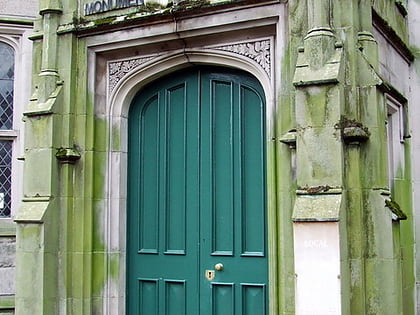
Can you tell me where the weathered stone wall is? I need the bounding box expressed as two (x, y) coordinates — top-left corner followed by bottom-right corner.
(371, 2), (416, 312)
(408, 1), (420, 313)
(373, 2), (420, 313)
(0, 1), (38, 313)
(0, 235), (16, 313)
(8, 0), (420, 314)
(0, 0), (38, 18)
(0, 238), (15, 296)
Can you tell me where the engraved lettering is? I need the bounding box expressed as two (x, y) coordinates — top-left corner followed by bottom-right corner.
(94, 1), (103, 13)
(304, 239), (327, 248)
(84, 2), (96, 15)
(115, 0), (130, 8)
(84, 0), (144, 15)
(102, 0), (112, 11)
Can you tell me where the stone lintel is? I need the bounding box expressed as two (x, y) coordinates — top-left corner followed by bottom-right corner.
(0, 295), (15, 310)
(0, 220), (16, 236)
(292, 193), (341, 222)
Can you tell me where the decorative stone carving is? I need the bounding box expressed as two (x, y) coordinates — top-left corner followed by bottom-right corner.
(55, 147), (81, 164)
(108, 56), (154, 93)
(336, 117), (370, 144)
(107, 39), (272, 94)
(213, 40), (271, 76)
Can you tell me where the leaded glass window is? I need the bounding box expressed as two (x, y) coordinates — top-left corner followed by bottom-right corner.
(0, 42), (14, 218)
(0, 42), (14, 130)
(0, 140), (12, 217)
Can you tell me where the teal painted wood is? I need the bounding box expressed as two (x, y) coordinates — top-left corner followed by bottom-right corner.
(127, 68), (267, 315)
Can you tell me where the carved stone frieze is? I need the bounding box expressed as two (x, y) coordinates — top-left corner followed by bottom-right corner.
(213, 40), (271, 76)
(107, 39), (272, 94)
(108, 56), (154, 93)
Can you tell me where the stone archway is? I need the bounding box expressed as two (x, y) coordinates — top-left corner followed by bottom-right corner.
(103, 50), (275, 314)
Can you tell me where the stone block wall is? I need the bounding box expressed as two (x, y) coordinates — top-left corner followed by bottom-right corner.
(0, 0), (38, 18)
(0, 0), (38, 313)
(0, 238), (15, 293)
(0, 237), (15, 312)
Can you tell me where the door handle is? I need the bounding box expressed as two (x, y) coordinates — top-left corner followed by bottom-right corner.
(215, 263), (224, 271)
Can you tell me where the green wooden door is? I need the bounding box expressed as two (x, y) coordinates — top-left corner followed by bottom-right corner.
(127, 67), (267, 315)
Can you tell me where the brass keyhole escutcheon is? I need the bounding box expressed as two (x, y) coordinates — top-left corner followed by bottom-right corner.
(205, 270), (215, 281)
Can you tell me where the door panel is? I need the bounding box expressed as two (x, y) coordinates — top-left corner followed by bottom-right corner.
(199, 71), (267, 315)
(127, 68), (266, 315)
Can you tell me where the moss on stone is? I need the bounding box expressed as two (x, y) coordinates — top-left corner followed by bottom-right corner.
(93, 16), (117, 26)
(72, 16), (87, 25)
(409, 45), (420, 59)
(143, 2), (166, 11)
(55, 147), (81, 163)
(170, 0), (214, 13)
(336, 116), (370, 143)
(297, 185), (332, 194)
(385, 198), (407, 220)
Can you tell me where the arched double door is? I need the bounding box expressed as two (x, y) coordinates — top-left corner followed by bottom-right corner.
(127, 67), (267, 314)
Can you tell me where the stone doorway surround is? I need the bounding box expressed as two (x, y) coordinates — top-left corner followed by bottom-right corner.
(84, 2), (288, 314)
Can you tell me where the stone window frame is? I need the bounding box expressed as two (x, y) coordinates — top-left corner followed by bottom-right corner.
(385, 93), (406, 191)
(0, 40), (16, 219)
(0, 27), (30, 234)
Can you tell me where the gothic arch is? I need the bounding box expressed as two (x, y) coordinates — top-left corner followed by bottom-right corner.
(102, 49), (275, 314)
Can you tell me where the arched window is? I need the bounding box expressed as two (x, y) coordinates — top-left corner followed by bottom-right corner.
(0, 42), (15, 217)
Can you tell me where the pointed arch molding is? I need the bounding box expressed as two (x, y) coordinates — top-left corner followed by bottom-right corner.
(107, 38), (272, 95)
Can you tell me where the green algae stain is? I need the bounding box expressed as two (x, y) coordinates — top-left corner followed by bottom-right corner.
(409, 45), (420, 58)
(110, 253), (120, 279)
(89, 115), (124, 300)
(91, 118), (108, 302)
(142, 1), (166, 11)
(112, 124), (121, 151)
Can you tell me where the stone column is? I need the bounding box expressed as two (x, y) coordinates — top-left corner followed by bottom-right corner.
(14, 0), (63, 314)
(292, 0), (344, 313)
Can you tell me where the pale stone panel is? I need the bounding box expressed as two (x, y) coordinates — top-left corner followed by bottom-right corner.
(294, 222), (341, 315)
(374, 27), (410, 96)
(0, 237), (15, 295)
(0, 0), (38, 18)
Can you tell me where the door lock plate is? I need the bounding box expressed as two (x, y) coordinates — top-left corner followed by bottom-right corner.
(205, 270), (215, 281)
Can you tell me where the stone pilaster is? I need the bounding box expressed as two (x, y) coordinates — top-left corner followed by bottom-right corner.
(292, 0), (344, 313)
(14, 1), (63, 314)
